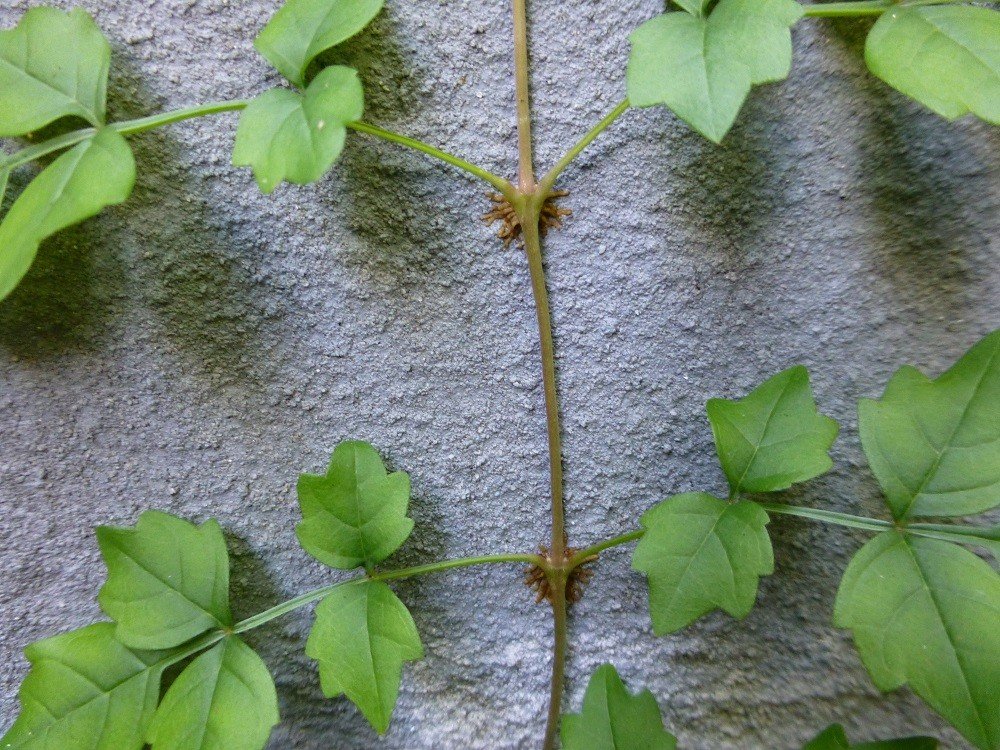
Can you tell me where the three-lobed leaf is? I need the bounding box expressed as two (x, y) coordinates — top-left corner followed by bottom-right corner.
(834, 532), (1000, 750)
(0, 623), (169, 749)
(0, 7), (111, 136)
(632, 493), (773, 634)
(865, 5), (1000, 126)
(561, 664), (676, 750)
(707, 365), (838, 496)
(98, 510), (232, 650)
(306, 580), (423, 733)
(859, 329), (1000, 520)
(627, 0), (803, 143)
(233, 65), (364, 194)
(0, 127), (135, 302)
(146, 636), (279, 750)
(297, 440), (414, 570)
(255, 0), (384, 87)
(804, 723), (937, 750)
(672, 0), (708, 15)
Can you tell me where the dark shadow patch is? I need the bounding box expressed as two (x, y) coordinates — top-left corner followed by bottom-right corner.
(0, 47), (285, 388)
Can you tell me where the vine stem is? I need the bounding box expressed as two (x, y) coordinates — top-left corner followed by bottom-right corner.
(801, 0), (892, 16)
(538, 99), (630, 197)
(0, 100), (512, 195)
(567, 505), (998, 568)
(232, 552), (540, 635)
(513, 0), (535, 191)
(510, 1), (570, 746)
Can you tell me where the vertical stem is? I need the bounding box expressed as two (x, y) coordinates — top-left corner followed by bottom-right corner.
(523, 214), (569, 750)
(522, 218), (566, 560)
(511, 2), (567, 746)
(543, 573), (569, 750)
(513, 0), (535, 190)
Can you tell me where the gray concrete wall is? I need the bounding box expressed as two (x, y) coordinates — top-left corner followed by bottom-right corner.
(1, 0), (997, 747)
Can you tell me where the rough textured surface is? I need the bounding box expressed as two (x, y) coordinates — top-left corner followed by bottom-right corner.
(0, 1), (997, 748)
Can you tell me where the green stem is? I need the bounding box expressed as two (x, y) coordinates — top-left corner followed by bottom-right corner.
(569, 529), (645, 567)
(1, 100), (513, 196)
(347, 121), (515, 196)
(801, 0), (893, 17)
(513, 0), (536, 190)
(233, 552), (539, 635)
(543, 576), (569, 750)
(0, 100), (248, 172)
(538, 99), (630, 197)
(802, 0), (963, 14)
(761, 503), (895, 532)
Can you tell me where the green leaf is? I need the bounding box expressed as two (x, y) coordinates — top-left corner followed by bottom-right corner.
(146, 636), (279, 750)
(804, 723), (937, 750)
(909, 524), (1000, 563)
(859, 329), (1000, 520)
(97, 510), (233, 650)
(627, 0), (803, 143)
(673, 0), (708, 15)
(0, 127), (135, 302)
(865, 5), (1000, 125)
(707, 365), (839, 495)
(296, 440), (414, 570)
(0, 623), (167, 749)
(632, 493), (773, 634)
(255, 0), (384, 88)
(0, 7), (111, 135)
(561, 664), (677, 750)
(305, 580), (423, 733)
(834, 532), (1000, 750)
(232, 66), (363, 194)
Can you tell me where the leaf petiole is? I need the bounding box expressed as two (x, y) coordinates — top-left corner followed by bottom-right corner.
(800, 1), (893, 17)
(760, 503), (894, 532)
(538, 99), (630, 197)
(347, 121), (515, 196)
(1, 101), (512, 196)
(232, 551), (540, 635)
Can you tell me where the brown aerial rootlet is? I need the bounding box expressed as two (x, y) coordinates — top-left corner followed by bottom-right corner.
(483, 190), (572, 247)
(524, 542), (595, 605)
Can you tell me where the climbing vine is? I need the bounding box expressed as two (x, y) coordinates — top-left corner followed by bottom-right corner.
(1, 1), (998, 748)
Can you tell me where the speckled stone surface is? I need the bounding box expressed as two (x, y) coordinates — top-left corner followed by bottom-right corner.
(0, 1), (997, 747)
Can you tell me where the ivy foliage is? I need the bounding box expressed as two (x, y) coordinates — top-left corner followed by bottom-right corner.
(2, 511), (280, 750)
(0, 623), (170, 748)
(561, 666), (941, 750)
(633, 366), (836, 633)
(836, 329), (1000, 750)
(865, 5), (1000, 125)
(97, 510), (233, 650)
(145, 636), (279, 750)
(804, 724), (938, 749)
(0, 6), (134, 302)
(254, 0), (384, 88)
(628, 0), (1000, 142)
(306, 581), (423, 734)
(858, 330), (1000, 519)
(561, 664), (677, 750)
(296, 439), (415, 570)
(627, 0), (803, 142)
(0, 6), (110, 134)
(0, 0), (383, 303)
(299, 440), (423, 733)
(0, 127), (135, 301)
(232, 0), (384, 192)
(233, 65), (364, 193)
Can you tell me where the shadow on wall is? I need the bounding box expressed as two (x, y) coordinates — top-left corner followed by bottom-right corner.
(825, 18), (999, 328)
(0, 46), (284, 393)
(326, 9), (494, 293)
